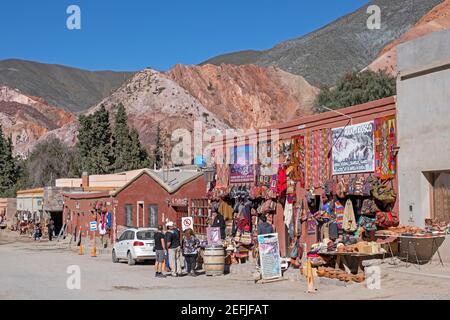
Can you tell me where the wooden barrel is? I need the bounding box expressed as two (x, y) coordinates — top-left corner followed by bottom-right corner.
(203, 246), (225, 276)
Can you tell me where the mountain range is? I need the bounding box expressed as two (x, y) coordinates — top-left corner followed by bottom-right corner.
(0, 0), (448, 158)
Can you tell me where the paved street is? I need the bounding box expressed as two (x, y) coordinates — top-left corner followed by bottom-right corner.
(1, 232), (450, 300)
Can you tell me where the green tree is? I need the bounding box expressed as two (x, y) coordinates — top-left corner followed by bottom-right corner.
(112, 103), (150, 172)
(19, 136), (80, 188)
(314, 70), (396, 112)
(0, 125), (21, 197)
(77, 105), (114, 174)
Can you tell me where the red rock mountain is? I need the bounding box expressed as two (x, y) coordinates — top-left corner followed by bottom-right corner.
(167, 64), (318, 129)
(0, 86), (75, 157)
(367, 0), (450, 75)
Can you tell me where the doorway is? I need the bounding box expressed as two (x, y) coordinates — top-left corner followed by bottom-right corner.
(50, 211), (63, 235)
(432, 172), (450, 224)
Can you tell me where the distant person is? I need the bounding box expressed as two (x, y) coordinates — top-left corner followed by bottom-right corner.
(47, 219), (55, 241)
(153, 225), (167, 278)
(257, 215), (274, 235)
(182, 228), (200, 277)
(165, 221), (182, 277)
(33, 224), (42, 241)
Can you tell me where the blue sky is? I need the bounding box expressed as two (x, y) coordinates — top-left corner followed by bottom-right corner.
(0, 0), (369, 71)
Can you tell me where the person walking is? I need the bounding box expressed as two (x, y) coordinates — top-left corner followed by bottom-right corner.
(47, 219), (55, 241)
(182, 228), (200, 277)
(153, 225), (167, 278)
(165, 221), (182, 277)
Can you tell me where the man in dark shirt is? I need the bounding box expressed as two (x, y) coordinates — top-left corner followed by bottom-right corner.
(211, 203), (226, 240)
(165, 222), (182, 277)
(154, 225), (166, 278)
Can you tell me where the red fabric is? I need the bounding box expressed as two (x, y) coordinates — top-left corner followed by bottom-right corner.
(277, 167), (287, 195)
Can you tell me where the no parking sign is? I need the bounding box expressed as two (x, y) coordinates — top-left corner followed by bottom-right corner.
(181, 217), (193, 231)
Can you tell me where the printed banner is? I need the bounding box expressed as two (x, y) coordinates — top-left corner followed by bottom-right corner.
(332, 121), (375, 174)
(257, 233), (282, 280)
(230, 145), (255, 184)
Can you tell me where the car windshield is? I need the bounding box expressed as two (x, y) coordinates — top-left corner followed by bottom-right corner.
(136, 230), (155, 240)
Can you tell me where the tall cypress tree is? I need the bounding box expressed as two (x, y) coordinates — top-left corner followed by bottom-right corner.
(76, 105), (114, 174)
(112, 103), (150, 172)
(0, 125), (20, 197)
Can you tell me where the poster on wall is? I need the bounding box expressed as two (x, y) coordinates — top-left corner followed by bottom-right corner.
(257, 233), (282, 280)
(332, 121), (375, 174)
(230, 145), (255, 184)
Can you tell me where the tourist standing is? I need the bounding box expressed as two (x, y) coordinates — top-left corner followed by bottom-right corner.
(181, 228), (200, 277)
(153, 225), (167, 278)
(165, 221), (182, 277)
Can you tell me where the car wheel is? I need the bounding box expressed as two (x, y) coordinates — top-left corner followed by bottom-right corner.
(112, 250), (119, 263)
(127, 251), (136, 266)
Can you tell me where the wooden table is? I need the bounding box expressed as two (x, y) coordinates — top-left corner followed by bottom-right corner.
(319, 251), (385, 274)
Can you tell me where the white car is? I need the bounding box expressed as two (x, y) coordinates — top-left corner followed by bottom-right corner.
(112, 228), (157, 265)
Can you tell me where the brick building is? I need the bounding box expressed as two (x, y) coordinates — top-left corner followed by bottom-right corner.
(62, 167), (209, 242)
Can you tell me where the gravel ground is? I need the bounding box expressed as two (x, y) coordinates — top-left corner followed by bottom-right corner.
(1, 231), (450, 300)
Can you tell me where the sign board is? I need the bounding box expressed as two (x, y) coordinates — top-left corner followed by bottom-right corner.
(332, 121), (375, 174)
(206, 227), (222, 246)
(229, 145), (255, 184)
(89, 221), (97, 231)
(181, 217), (193, 231)
(257, 233), (282, 280)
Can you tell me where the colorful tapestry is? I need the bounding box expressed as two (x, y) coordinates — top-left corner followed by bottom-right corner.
(374, 116), (396, 180)
(304, 131), (314, 190)
(291, 135), (305, 186)
(257, 140), (273, 186)
(305, 129), (333, 189)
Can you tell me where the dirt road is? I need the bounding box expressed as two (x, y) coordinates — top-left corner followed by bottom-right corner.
(1, 234), (450, 300)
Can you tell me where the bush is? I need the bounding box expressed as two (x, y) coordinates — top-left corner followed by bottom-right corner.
(313, 70), (396, 112)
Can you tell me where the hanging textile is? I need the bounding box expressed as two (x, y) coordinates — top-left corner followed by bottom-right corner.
(304, 130), (314, 190)
(343, 199), (357, 232)
(291, 135), (305, 187)
(375, 116), (396, 180)
(215, 164), (230, 188)
(258, 140), (273, 186)
(322, 129), (332, 185)
(304, 129), (333, 190)
(284, 199), (294, 228)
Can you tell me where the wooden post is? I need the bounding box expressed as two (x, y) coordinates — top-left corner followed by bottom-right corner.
(306, 260), (316, 293)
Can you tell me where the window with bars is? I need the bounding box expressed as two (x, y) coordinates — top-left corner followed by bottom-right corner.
(148, 204), (158, 228)
(125, 204), (133, 227)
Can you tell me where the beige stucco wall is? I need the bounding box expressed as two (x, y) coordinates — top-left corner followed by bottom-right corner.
(396, 28), (450, 227)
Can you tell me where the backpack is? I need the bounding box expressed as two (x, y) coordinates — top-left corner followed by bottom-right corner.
(361, 199), (380, 216)
(354, 176), (365, 196)
(375, 211), (399, 228)
(372, 180), (397, 204)
(363, 175), (377, 196)
(347, 177), (357, 195)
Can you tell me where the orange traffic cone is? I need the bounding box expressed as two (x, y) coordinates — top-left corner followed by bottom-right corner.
(91, 245), (97, 257)
(79, 243), (83, 255)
